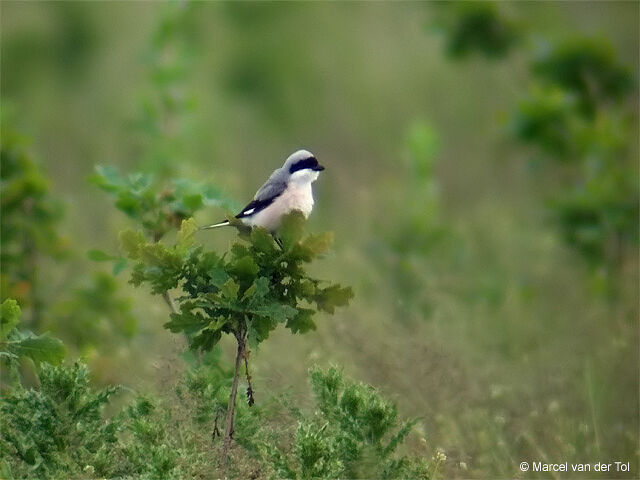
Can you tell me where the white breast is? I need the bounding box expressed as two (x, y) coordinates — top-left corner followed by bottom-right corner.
(246, 183), (314, 231)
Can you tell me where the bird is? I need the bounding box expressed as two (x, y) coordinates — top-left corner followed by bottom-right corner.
(201, 149), (325, 234)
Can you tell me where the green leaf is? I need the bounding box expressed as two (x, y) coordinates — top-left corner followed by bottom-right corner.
(89, 165), (125, 192)
(299, 279), (317, 297)
(248, 315), (277, 346)
(128, 172), (153, 191)
(208, 267), (230, 287)
(138, 241), (181, 270)
(219, 279), (239, 301)
(11, 334), (66, 365)
(119, 230), (147, 259)
(129, 241), (183, 293)
(1, 299), (21, 341)
(231, 243), (250, 258)
(250, 302), (297, 324)
(286, 308), (317, 334)
(297, 232), (334, 260)
(242, 277), (270, 302)
(206, 316), (227, 333)
(314, 284), (354, 314)
(87, 249), (118, 262)
(228, 255), (259, 279)
(164, 309), (206, 334)
(112, 258), (128, 276)
(177, 218), (197, 249)
(304, 232), (333, 255)
(279, 210), (307, 249)
(191, 329), (222, 351)
(250, 227), (277, 254)
(115, 194), (142, 218)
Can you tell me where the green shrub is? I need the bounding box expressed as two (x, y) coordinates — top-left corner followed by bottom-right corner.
(511, 86), (581, 160)
(89, 166), (234, 243)
(1, 126), (144, 365)
(1, 298), (65, 388)
(0, 362), (184, 480)
(1, 362), (120, 479)
(432, 2), (519, 59)
(251, 366), (433, 480)
(436, 6), (638, 282)
(512, 36), (638, 277)
(532, 37), (634, 118)
(0, 129), (67, 327)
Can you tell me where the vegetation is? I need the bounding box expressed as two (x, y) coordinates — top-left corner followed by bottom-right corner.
(252, 366), (433, 479)
(437, 2), (638, 283)
(0, 127), (141, 372)
(1, 2), (637, 479)
(116, 209), (352, 458)
(512, 36), (637, 279)
(0, 130), (67, 328)
(1, 298), (65, 388)
(1, 359), (429, 479)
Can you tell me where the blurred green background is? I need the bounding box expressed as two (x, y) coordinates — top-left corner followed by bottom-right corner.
(1, 1), (638, 478)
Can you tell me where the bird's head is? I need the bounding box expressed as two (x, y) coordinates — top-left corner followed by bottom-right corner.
(284, 150), (325, 185)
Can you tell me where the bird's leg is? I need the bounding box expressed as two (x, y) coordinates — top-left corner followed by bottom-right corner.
(274, 235), (284, 250)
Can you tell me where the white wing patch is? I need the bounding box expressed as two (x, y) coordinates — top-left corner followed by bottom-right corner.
(243, 208), (255, 216)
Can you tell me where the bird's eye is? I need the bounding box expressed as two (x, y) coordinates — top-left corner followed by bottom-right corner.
(289, 157), (318, 174)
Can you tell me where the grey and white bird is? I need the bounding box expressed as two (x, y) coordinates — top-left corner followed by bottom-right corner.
(201, 149), (325, 232)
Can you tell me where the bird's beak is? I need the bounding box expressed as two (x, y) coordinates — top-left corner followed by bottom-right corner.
(314, 164), (325, 171)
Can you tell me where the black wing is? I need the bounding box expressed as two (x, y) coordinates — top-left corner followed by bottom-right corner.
(235, 194), (281, 219)
(235, 167), (288, 219)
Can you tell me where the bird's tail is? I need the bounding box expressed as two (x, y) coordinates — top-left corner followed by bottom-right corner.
(199, 220), (230, 230)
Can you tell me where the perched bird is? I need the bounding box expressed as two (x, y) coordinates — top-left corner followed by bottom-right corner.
(201, 149), (325, 233)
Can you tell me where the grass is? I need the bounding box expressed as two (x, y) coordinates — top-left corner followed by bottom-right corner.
(1, 1), (638, 478)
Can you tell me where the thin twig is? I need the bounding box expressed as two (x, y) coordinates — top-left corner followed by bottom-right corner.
(222, 333), (245, 466)
(212, 412), (221, 441)
(162, 291), (178, 315)
(244, 348), (255, 407)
